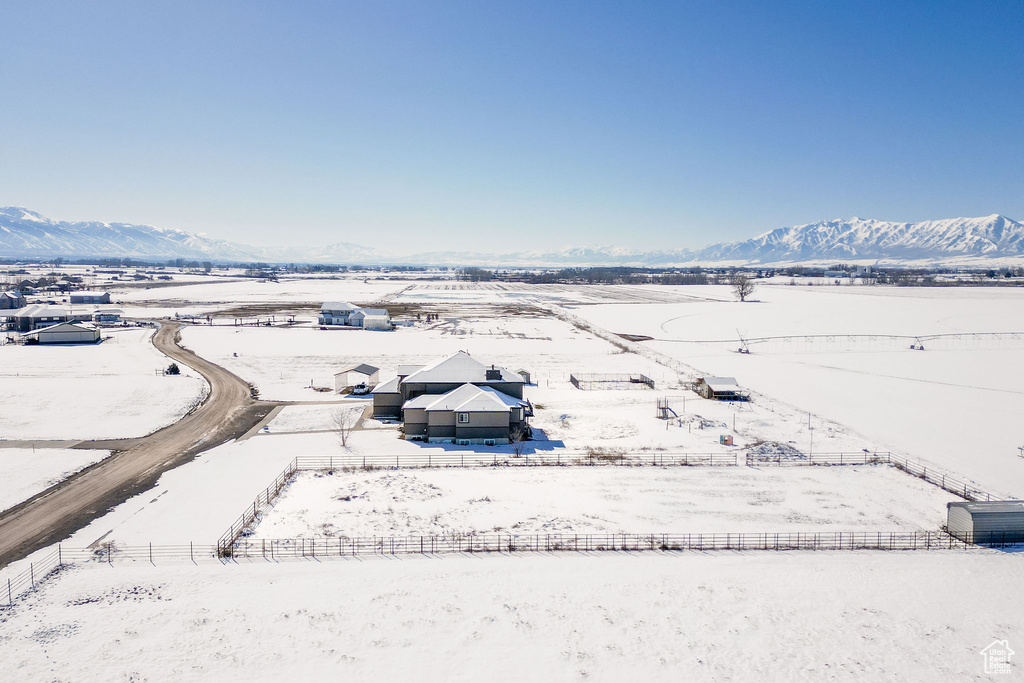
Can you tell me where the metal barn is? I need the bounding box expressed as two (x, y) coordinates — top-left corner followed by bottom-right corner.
(947, 501), (1024, 544)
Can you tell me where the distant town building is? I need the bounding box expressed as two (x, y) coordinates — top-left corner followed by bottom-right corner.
(0, 291), (27, 310)
(93, 308), (123, 324)
(69, 291), (111, 304)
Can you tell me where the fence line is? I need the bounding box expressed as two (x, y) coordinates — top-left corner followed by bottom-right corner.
(7, 528), (1022, 609)
(227, 530), (994, 559)
(217, 449), (996, 555)
(215, 451), (738, 551)
(745, 452), (994, 502)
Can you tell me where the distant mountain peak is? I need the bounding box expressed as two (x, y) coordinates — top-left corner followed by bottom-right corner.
(0, 206), (1021, 266)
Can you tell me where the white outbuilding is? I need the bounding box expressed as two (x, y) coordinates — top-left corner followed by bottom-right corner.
(334, 364), (380, 392)
(947, 501), (1024, 544)
(25, 321), (101, 344)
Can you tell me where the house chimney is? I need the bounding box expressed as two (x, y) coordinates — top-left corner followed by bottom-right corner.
(485, 364), (501, 381)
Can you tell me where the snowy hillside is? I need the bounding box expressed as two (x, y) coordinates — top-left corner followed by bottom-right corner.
(2, 206), (1023, 265)
(696, 214), (1024, 263)
(0, 207), (376, 263)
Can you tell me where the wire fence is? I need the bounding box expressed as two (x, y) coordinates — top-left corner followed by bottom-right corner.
(1, 543), (220, 609)
(745, 452), (994, 502)
(226, 530), (986, 559)
(6, 527), (1021, 609)
(216, 451), (739, 551)
(569, 373), (656, 390)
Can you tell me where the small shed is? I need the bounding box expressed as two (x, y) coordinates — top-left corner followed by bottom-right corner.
(696, 377), (747, 401)
(335, 363), (380, 392)
(517, 368), (532, 385)
(25, 321), (101, 345)
(947, 501), (1024, 544)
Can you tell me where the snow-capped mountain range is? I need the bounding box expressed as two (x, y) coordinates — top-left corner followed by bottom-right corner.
(1, 207), (1022, 267)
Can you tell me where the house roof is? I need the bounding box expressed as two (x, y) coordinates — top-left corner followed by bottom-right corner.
(94, 308), (123, 314)
(336, 363), (379, 377)
(25, 321), (99, 336)
(2, 291), (23, 299)
(409, 383), (527, 413)
(70, 291), (107, 297)
(6, 304), (68, 319)
(358, 308), (389, 317)
(948, 501), (1024, 515)
(371, 377), (401, 394)
(321, 301), (356, 311)
(401, 351), (523, 385)
(701, 377), (741, 391)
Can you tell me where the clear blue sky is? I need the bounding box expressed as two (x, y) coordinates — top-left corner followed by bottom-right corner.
(2, 1), (1022, 252)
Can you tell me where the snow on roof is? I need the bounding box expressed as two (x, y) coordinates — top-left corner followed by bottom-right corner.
(420, 383), (526, 413)
(397, 365), (423, 377)
(25, 321), (99, 336)
(336, 363), (379, 376)
(358, 308), (389, 317)
(321, 301), (356, 311)
(371, 377), (401, 394)
(948, 501), (1024, 515)
(701, 377), (741, 391)
(6, 304), (67, 318)
(402, 351), (522, 385)
(70, 291), (107, 297)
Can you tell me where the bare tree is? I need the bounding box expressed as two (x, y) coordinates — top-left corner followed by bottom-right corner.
(333, 407), (358, 448)
(509, 424), (529, 457)
(732, 274), (756, 302)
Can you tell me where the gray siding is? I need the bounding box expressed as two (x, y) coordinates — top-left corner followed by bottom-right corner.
(372, 392), (402, 419)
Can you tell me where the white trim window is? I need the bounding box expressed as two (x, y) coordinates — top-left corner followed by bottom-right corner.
(457, 412), (470, 423)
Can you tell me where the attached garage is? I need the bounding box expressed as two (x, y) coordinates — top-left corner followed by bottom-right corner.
(947, 501), (1024, 544)
(26, 321), (101, 345)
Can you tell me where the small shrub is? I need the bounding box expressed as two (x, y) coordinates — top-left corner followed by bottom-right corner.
(166, 363), (180, 375)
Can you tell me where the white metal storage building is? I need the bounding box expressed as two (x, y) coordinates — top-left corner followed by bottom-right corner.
(947, 501), (1024, 543)
(25, 321), (102, 344)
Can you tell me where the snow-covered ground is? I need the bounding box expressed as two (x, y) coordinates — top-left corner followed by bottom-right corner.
(0, 448), (110, 513)
(4, 282), (1024, 681)
(0, 327), (208, 440)
(2, 551), (1020, 682)
(251, 466), (956, 539)
(113, 274), (408, 306)
(571, 285), (1024, 497)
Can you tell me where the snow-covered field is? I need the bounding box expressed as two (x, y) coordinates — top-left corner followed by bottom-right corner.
(113, 274), (408, 306)
(2, 551), (1020, 682)
(251, 466), (955, 539)
(4, 281), (1024, 681)
(0, 448), (110, 513)
(571, 285), (1024, 497)
(0, 327), (208, 440)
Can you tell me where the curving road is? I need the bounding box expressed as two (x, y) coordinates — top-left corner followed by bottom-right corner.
(0, 322), (279, 569)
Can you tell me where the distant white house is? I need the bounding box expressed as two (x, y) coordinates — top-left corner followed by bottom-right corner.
(334, 364), (380, 392)
(318, 302), (392, 330)
(93, 308), (123, 324)
(24, 321), (101, 345)
(69, 291), (111, 304)
(319, 302), (357, 326)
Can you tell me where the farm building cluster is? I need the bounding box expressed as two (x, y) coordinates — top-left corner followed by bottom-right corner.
(1, 287), (122, 342)
(318, 302), (392, 330)
(371, 352), (532, 445)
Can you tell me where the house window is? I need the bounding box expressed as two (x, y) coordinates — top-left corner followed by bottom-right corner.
(457, 413), (469, 423)
(484, 439), (495, 447)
